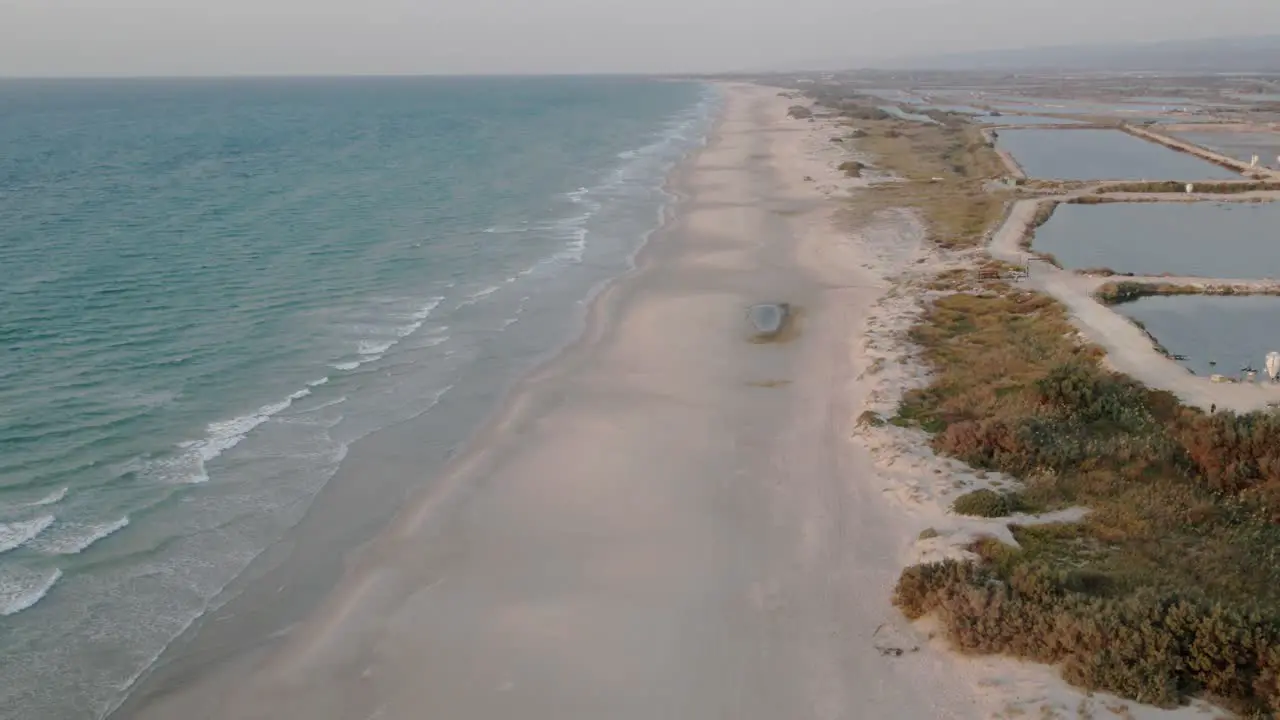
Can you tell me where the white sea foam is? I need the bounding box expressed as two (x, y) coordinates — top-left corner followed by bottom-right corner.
(482, 223), (529, 235)
(357, 340), (396, 356)
(27, 488), (67, 507)
(294, 395), (348, 414)
(0, 567), (61, 616)
(160, 388), (313, 484)
(306, 377), (330, 388)
(34, 517), (129, 555)
(395, 321), (423, 338)
(331, 361), (360, 371)
(0, 516), (56, 554)
(410, 296), (445, 320)
(454, 284), (505, 310)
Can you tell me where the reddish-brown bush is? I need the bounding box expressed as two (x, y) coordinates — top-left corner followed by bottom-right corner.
(1178, 411), (1280, 497)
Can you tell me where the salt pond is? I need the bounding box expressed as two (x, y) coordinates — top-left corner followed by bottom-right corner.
(998, 129), (1243, 180)
(1171, 131), (1280, 167)
(1033, 201), (1280, 278)
(1117, 295), (1280, 377)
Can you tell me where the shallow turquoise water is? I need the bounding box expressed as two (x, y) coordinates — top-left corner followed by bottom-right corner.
(0, 76), (716, 718)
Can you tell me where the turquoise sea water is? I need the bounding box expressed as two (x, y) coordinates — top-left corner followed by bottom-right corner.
(0, 76), (716, 718)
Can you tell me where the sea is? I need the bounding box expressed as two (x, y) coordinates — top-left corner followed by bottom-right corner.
(0, 76), (718, 718)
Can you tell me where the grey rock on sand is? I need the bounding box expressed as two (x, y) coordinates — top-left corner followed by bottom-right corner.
(748, 302), (791, 339)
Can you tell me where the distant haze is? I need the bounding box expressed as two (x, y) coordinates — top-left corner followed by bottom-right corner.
(2, 0), (1280, 76)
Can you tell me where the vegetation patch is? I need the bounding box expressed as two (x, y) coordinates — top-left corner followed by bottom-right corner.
(836, 115), (1010, 250)
(1095, 280), (1280, 306)
(857, 409), (886, 427)
(951, 488), (1027, 517)
(1094, 180), (1280, 194)
(893, 283), (1280, 715)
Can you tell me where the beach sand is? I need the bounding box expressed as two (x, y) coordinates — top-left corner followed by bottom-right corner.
(119, 83), (985, 720)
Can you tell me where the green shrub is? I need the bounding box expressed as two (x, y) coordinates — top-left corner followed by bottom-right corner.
(893, 558), (1280, 714)
(893, 283), (1280, 712)
(952, 488), (1024, 517)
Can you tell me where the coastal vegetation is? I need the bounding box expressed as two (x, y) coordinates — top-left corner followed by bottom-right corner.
(1095, 280), (1280, 305)
(827, 95), (1280, 715)
(834, 115), (1010, 250)
(890, 283), (1280, 715)
(1094, 180), (1280, 194)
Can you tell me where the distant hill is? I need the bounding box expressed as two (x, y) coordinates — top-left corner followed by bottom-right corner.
(883, 35), (1280, 73)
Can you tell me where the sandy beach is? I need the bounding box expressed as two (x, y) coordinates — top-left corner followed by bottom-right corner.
(110, 83), (996, 720)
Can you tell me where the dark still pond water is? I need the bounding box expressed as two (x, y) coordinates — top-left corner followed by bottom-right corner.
(999, 129), (1242, 180)
(1171, 131), (1280, 168)
(1118, 295), (1280, 378)
(1033, 201), (1280, 278)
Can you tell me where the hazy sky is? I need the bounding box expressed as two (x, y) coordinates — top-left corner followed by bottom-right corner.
(2, 0), (1279, 76)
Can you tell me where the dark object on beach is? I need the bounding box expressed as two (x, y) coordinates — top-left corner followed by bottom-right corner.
(748, 303), (791, 340)
(804, 175), (815, 182)
(787, 105), (813, 120)
(838, 160), (864, 178)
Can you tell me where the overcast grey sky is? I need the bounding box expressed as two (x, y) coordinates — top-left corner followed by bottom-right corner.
(2, 0), (1278, 76)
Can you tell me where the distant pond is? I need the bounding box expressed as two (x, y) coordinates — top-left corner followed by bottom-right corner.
(1033, 201), (1280, 278)
(998, 129), (1242, 180)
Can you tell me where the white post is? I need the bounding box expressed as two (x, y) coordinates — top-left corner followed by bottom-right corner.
(1185, 183), (1194, 194)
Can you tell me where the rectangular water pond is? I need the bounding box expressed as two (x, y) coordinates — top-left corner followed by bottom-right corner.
(999, 129), (1242, 180)
(1033, 201), (1280, 278)
(1117, 295), (1280, 378)
(1170, 131), (1280, 168)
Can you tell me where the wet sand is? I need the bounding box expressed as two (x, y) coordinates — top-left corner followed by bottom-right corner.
(121, 84), (984, 720)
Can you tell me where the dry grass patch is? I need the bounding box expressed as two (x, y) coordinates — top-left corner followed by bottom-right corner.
(838, 115), (1010, 251)
(834, 114), (1013, 249)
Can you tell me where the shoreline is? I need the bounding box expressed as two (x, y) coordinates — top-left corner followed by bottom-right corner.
(120, 84), (993, 720)
(110, 87), (722, 719)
